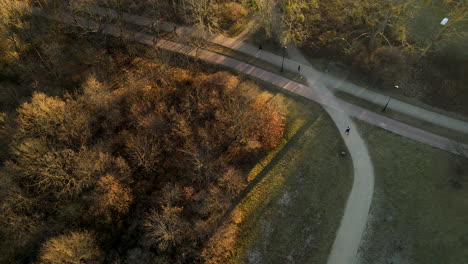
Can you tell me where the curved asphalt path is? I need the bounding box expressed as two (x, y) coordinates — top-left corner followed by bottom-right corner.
(287, 46), (374, 264)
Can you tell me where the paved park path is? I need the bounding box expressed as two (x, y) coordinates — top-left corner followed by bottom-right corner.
(287, 46), (374, 264)
(83, 6), (468, 135)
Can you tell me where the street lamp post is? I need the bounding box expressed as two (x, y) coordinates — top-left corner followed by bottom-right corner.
(280, 46), (286, 72)
(382, 97), (391, 112)
(382, 85), (399, 112)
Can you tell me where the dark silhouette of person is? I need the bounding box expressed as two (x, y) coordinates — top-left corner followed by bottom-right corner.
(345, 126), (351, 135)
(259, 44), (263, 50)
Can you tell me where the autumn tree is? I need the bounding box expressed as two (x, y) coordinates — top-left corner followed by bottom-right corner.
(251, 94), (285, 148)
(15, 92), (92, 146)
(278, 0), (312, 45)
(89, 174), (133, 222)
(125, 133), (162, 174)
(38, 231), (103, 264)
(364, 0), (417, 52)
(253, 0), (275, 37)
(8, 139), (128, 199)
(0, 0), (32, 75)
(8, 89), (131, 199)
(175, 0), (218, 29)
(143, 206), (188, 252)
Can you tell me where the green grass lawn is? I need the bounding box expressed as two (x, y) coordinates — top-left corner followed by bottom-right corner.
(405, 0), (468, 57)
(225, 90), (353, 263)
(356, 120), (468, 264)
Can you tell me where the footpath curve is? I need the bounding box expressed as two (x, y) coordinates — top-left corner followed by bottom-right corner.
(288, 46), (374, 264)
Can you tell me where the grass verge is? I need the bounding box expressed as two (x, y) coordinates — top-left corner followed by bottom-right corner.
(356, 119), (468, 264)
(339, 73), (468, 122)
(335, 91), (468, 145)
(223, 91), (353, 264)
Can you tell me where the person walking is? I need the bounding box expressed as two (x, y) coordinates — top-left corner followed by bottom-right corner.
(345, 126), (351, 135)
(298, 65), (301, 72)
(259, 44), (263, 50)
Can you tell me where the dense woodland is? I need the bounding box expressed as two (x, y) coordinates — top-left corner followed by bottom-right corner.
(0, 0), (467, 263)
(0, 1), (285, 263)
(0, 62), (284, 263)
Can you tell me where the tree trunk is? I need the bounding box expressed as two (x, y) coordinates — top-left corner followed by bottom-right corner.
(369, 10), (392, 52)
(419, 25), (448, 59)
(419, 41), (433, 58)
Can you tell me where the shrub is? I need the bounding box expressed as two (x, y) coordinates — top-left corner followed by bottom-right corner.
(218, 167), (246, 195)
(367, 46), (405, 81)
(200, 223), (238, 264)
(251, 95), (285, 149)
(217, 3), (248, 28)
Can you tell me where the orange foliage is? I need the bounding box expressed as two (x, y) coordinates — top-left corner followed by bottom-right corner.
(91, 174), (133, 218)
(252, 97), (285, 149)
(38, 231), (103, 264)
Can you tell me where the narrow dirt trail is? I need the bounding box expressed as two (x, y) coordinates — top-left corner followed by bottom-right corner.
(287, 46), (374, 264)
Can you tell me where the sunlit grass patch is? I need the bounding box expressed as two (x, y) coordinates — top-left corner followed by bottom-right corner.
(207, 91), (353, 264)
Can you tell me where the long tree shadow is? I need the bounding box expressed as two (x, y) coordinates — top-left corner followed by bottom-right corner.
(210, 115), (322, 238)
